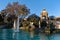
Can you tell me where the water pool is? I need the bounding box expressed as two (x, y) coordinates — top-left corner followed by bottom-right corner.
(0, 29), (60, 40)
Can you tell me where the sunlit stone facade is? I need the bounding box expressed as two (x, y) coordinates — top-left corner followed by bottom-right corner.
(40, 8), (60, 29)
(40, 8), (48, 22)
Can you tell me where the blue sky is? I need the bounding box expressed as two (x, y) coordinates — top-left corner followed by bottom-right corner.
(0, 0), (60, 16)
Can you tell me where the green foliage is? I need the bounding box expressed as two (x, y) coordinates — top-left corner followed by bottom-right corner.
(2, 2), (30, 20)
(0, 14), (4, 22)
(27, 14), (40, 24)
(0, 2), (30, 29)
(22, 20), (29, 26)
(49, 16), (55, 20)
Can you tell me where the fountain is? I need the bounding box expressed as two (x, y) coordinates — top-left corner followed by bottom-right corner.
(13, 16), (19, 32)
(16, 16), (19, 32)
(13, 19), (17, 32)
(39, 21), (41, 28)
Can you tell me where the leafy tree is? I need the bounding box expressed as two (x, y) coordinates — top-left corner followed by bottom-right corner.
(0, 10), (6, 23)
(22, 20), (29, 27)
(0, 14), (4, 22)
(49, 16), (55, 20)
(27, 14), (40, 25)
(5, 2), (30, 18)
(2, 2), (30, 28)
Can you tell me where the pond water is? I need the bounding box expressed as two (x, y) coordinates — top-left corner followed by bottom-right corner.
(0, 29), (60, 40)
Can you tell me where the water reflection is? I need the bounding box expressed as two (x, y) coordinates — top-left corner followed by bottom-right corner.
(12, 32), (20, 40)
(12, 30), (29, 40)
(50, 34), (60, 40)
(0, 29), (60, 40)
(39, 33), (49, 40)
(1, 29), (14, 40)
(29, 31), (40, 40)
